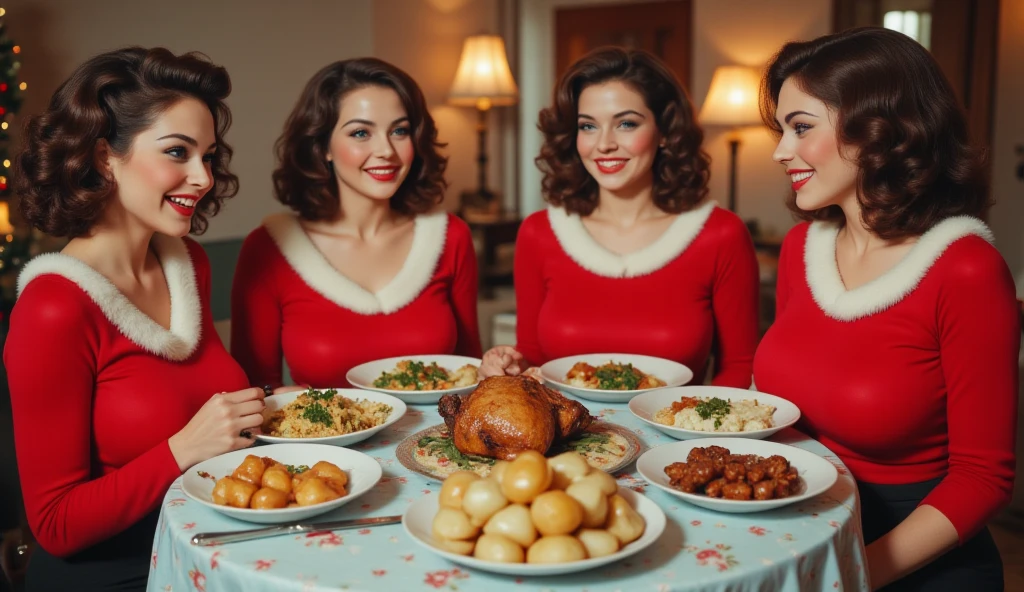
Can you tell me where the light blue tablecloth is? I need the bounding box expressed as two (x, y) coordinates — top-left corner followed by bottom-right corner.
(148, 401), (869, 592)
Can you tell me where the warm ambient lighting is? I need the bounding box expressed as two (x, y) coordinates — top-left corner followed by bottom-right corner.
(448, 35), (518, 112)
(0, 202), (15, 235)
(699, 66), (762, 127)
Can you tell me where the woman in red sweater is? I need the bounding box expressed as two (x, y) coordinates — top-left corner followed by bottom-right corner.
(5, 48), (265, 591)
(479, 48), (759, 387)
(231, 59), (481, 390)
(754, 28), (1019, 591)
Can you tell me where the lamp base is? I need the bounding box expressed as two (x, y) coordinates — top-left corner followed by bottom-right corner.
(460, 189), (502, 222)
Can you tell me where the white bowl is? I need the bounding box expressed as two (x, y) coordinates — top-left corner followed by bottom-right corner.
(540, 353), (693, 403)
(346, 355), (482, 404)
(182, 443), (382, 524)
(628, 386), (800, 441)
(402, 487), (666, 576)
(635, 438), (838, 513)
(257, 388), (406, 447)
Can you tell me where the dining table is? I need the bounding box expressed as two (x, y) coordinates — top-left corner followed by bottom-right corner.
(147, 397), (869, 592)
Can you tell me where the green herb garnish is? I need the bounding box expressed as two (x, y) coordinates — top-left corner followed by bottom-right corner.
(595, 363), (642, 390)
(305, 387), (337, 402)
(286, 464), (310, 474)
(418, 435), (496, 469)
(695, 397), (732, 429)
(300, 402), (334, 426)
(559, 432), (611, 455)
(374, 361), (451, 390)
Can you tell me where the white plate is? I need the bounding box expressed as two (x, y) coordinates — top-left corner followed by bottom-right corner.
(402, 487), (666, 576)
(636, 438), (838, 513)
(346, 355), (482, 404)
(540, 353), (693, 403)
(257, 389), (406, 447)
(182, 443), (382, 524)
(628, 386), (800, 441)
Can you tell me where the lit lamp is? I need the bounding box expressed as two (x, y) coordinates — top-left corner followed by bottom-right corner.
(699, 66), (763, 213)
(0, 201), (13, 236)
(448, 34), (518, 217)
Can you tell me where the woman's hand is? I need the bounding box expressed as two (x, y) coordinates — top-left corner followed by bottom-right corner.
(479, 346), (525, 378)
(168, 387), (267, 471)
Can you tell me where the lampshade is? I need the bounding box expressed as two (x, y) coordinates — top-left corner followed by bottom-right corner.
(0, 201), (13, 235)
(698, 66), (763, 127)
(448, 35), (518, 110)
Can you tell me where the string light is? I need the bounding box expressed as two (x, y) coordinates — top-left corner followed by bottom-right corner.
(2, 160), (9, 168)
(1, 122), (7, 130)
(0, 8), (6, 17)
(12, 46), (19, 54)
(18, 82), (25, 90)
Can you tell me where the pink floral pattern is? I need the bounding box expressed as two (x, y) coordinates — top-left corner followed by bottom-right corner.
(424, 568), (469, 588)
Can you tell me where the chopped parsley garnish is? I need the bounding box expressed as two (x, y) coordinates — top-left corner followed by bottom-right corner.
(285, 464), (310, 474)
(595, 363), (642, 390)
(374, 361), (451, 390)
(300, 402), (334, 427)
(695, 397), (732, 429)
(305, 387), (337, 402)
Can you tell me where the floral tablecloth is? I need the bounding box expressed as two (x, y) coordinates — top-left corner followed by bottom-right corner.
(148, 401), (869, 592)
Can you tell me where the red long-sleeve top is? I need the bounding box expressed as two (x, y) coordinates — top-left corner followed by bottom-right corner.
(514, 201), (760, 387)
(231, 212), (482, 389)
(4, 237), (249, 557)
(753, 219), (1020, 543)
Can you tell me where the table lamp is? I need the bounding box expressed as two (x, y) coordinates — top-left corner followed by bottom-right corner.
(699, 66), (763, 213)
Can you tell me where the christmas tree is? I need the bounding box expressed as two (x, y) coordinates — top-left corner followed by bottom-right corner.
(0, 6), (26, 324)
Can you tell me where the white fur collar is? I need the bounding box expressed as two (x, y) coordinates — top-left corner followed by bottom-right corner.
(546, 200), (716, 278)
(804, 216), (995, 321)
(16, 235), (202, 361)
(263, 212), (449, 315)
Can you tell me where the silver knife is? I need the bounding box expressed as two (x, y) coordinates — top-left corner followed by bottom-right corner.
(190, 515), (402, 546)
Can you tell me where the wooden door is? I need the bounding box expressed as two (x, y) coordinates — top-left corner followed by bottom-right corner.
(554, 1), (693, 91)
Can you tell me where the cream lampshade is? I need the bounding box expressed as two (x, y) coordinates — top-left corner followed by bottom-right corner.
(449, 35), (518, 215)
(699, 66), (763, 213)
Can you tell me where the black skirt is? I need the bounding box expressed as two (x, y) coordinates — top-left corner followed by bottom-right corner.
(858, 477), (1004, 592)
(23, 510), (157, 592)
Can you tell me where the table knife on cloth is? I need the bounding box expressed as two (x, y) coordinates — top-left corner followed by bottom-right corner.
(190, 515), (402, 546)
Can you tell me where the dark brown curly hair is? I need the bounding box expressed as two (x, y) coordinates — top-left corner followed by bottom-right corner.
(13, 46), (237, 238)
(272, 58), (447, 221)
(760, 27), (989, 239)
(536, 47), (710, 216)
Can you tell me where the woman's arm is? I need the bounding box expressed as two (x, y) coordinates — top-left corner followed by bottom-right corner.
(448, 218), (482, 358)
(708, 214), (760, 388)
(231, 230), (285, 388)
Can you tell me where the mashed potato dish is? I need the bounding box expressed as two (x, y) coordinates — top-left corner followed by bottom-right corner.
(373, 360), (478, 391)
(264, 388), (392, 438)
(653, 396), (774, 433)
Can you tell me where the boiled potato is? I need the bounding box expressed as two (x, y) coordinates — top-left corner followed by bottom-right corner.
(482, 504), (537, 548)
(309, 461), (348, 495)
(212, 477), (258, 508)
(530, 491), (583, 536)
(605, 494), (645, 545)
(576, 529), (620, 558)
(474, 534), (525, 563)
(439, 471), (480, 509)
(231, 455), (271, 486)
(462, 478), (508, 527)
(548, 452), (591, 489)
(565, 480), (609, 528)
(261, 465), (293, 494)
(432, 507), (480, 541)
(574, 470), (618, 496)
(250, 486), (289, 509)
(501, 451), (553, 504)
(435, 538), (475, 555)
(488, 460), (511, 486)
(293, 476), (341, 507)
(526, 535), (587, 564)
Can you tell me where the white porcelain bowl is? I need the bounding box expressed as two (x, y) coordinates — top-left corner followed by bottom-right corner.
(539, 353), (693, 403)
(636, 438), (838, 514)
(402, 487), (666, 576)
(628, 386), (800, 441)
(182, 443), (382, 524)
(257, 388), (406, 447)
(346, 355), (482, 404)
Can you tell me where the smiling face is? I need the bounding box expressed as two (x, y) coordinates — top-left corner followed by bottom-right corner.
(772, 78), (860, 212)
(575, 80), (662, 198)
(326, 85), (414, 205)
(104, 97), (217, 237)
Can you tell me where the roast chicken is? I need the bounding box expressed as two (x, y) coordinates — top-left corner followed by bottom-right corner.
(438, 375), (594, 460)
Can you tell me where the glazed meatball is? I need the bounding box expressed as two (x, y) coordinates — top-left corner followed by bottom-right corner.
(722, 481), (753, 500)
(704, 478), (727, 498)
(753, 479), (776, 500)
(723, 462), (746, 483)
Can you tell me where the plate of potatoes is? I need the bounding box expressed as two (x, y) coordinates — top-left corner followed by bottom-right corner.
(402, 451), (666, 576)
(182, 443), (382, 524)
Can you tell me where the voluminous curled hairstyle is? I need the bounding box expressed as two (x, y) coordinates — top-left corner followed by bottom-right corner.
(537, 47), (710, 215)
(760, 27), (989, 239)
(273, 58), (447, 220)
(14, 47), (237, 238)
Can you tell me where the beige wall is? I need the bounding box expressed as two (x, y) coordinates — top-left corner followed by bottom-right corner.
(4, 0), (374, 242)
(518, 0), (830, 237)
(371, 0), (510, 213)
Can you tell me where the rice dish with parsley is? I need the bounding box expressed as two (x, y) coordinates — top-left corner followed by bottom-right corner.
(653, 396), (774, 433)
(264, 388), (393, 438)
